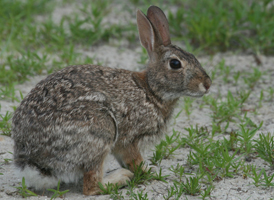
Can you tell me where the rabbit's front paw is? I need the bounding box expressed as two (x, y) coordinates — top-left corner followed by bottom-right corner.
(103, 168), (134, 186)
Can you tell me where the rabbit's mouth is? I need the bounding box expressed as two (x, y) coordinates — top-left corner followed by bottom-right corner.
(183, 87), (210, 98)
(161, 89), (206, 100)
(188, 92), (206, 98)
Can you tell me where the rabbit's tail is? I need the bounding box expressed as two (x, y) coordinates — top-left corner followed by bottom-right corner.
(15, 165), (59, 190)
(15, 164), (84, 190)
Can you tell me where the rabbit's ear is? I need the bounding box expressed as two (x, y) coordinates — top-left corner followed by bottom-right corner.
(147, 6), (171, 46)
(136, 9), (157, 57)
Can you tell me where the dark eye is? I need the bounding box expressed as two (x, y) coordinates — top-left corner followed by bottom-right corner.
(169, 59), (181, 69)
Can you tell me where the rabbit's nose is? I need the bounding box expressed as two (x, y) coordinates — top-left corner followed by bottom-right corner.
(204, 77), (212, 91)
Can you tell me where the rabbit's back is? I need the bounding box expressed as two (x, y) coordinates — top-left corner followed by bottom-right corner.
(12, 65), (125, 172)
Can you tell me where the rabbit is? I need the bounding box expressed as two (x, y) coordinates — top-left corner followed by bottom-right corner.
(12, 5), (211, 195)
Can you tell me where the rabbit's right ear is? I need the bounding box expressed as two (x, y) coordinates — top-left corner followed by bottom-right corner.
(136, 10), (157, 58)
(147, 6), (171, 46)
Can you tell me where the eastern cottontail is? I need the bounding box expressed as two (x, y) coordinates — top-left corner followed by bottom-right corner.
(12, 6), (211, 195)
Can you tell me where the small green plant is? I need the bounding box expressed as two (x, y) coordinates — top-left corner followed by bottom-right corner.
(211, 121), (229, 136)
(200, 184), (214, 200)
(222, 131), (238, 151)
(110, 191), (125, 200)
(258, 90), (264, 108)
(127, 162), (154, 188)
(267, 87), (274, 101)
(254, 133), (274, 168)
(47, 180), (69, 200)
(247, 167), (274, 187)
(243, 68), (262, 89)
(212, 145), (239, 178)
(0, 109), (13, 136)
(217, 59), (233, 83)
(247, 166), (264, 187)
(15, 177), (38, 198)
(169, 164), (186, 182)
(187, 140), (212, 166)
(174, 108), (183, 125)
(184, 124), (210, 144)
(237, 122), (262, 156)
(183, 97), (194, 117)
(231, 160), (244, 174)
(181, 176), (201, 196)
(98, 182), (121, 195)
(3, 158), (12, 164)
(242, 115), (259, 129)
(0, 83), (18, 101)
(203, 91), (243, 126)
(238, 90), (252, 110)
(151, 130), (180, 165)
(260, 169), (274, 187)
(152, 167), (169, 183)
(163, 182), (184, 200)
(2, 152), (14, 164)
(126, 187), (149, 200)
(233, 71), (241, 85)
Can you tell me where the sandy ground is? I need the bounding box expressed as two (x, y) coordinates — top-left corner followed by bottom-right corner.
(1, 2), (274, 200)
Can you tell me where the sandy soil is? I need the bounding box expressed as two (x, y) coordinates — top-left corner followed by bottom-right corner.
(1, 3), (274, 200)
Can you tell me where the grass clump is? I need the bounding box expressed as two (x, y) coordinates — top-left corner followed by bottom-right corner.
(151, 130), (181, 165)
(168, 0), (274, 54)
(0, 0), (54, 51)
(0, 109), (13, 136)
(255, 133), (274, 168)
(47, 181), (69, 200)
(67, 0), (123, 45)
(15, 177), (37, 198)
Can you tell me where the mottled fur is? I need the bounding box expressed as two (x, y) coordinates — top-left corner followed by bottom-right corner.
(12, 6), (211, 195)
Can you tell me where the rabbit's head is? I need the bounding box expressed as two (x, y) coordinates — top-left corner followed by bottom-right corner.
(137, 6), (211, 101)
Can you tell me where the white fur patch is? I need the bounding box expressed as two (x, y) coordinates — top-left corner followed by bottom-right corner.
(198, 82), (206, 92)
(16, 166), (58, 190)
(103, 168), (133, 186)
(57, 170), (83, 184)
(78, 92), (106, 102)
(16, 165), (83, 190)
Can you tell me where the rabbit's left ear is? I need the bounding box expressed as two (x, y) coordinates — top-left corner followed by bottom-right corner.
(136, 9), (157, 58)
(147, 6), (171, 46)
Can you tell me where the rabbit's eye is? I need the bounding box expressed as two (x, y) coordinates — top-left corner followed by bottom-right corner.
(169, 59), (181, 69)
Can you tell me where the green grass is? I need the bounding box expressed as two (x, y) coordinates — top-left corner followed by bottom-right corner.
(47, 181), (69, 200)
(14, 177), (38, 198)
(255, 133), (274, 168)
(168, 0), (274, 54)
(0, 108), (13, 136)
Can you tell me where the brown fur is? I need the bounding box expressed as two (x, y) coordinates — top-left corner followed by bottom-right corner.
(83, 170), (102, 195)
(113, 141), (144, 172)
